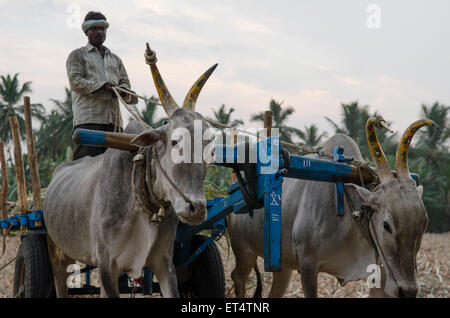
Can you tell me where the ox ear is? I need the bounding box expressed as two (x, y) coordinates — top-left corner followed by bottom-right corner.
(130, 128), (163, 147)
(344, 184), (382, 210)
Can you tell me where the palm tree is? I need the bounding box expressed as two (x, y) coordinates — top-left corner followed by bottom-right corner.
(250, 99), (302, 148)
(296, 124), (328, 148)
(132, 96), (168, 128)
(417, 102), (449, 151)
(207, 104), (244, 129)
(325, 101), (396, 160)
(409, 102), (450, 232)
(36, 88), (74, 160)
(0, 73), (45, 143)
(325, 101), (371, 148)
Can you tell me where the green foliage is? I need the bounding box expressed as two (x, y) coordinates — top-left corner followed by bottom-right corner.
(296, 123), (328, 148)
(325, 100), (398, 162)
(0, 73), (45, 143)
(204, 166), (231, 199)
(207, 104), (244, 129)
(132, 96), (168, 128)
(251, 99), (303, 153)
(409, 102), (450, 232)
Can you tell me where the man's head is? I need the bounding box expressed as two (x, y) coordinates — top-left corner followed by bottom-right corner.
(82, 11), (109, 48)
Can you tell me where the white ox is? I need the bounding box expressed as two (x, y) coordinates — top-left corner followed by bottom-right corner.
(44, 50), (217, 297)
(228, 118), (435, 298)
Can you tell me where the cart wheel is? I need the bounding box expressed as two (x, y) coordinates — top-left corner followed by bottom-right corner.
(180, 235), (225, 298)
(13, 235), (56, 298)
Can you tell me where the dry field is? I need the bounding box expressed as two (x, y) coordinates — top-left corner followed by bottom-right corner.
(0, 232), (448, 298)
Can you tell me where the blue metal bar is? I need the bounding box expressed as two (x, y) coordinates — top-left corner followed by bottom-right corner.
(262, 137), (284, 271)
(264, 173), (283, 271)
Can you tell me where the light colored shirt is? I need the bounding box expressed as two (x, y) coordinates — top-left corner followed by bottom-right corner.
(66, 43), (132, 127)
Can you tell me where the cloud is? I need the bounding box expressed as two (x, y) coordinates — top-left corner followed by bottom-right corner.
(234, 19), (272, 33)
(0, 0), (448, 138)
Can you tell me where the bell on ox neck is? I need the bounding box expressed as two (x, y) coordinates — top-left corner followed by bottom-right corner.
(150, 206), (166, 223)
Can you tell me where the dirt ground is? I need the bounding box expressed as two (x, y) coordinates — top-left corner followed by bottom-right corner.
(0, 232), (448, 298)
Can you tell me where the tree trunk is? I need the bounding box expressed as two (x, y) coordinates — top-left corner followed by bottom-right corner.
(24, 96), (42, 209)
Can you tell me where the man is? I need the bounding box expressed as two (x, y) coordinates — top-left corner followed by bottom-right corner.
(66, 11), (138, 160)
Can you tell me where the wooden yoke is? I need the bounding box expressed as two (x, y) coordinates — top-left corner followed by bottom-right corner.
(24, 96), (42, 210)
(72, 129), (139, 152)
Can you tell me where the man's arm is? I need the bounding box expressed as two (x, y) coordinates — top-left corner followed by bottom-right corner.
(66, 49), (109, 95)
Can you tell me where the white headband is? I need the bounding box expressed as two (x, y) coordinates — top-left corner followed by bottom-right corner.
(82, 19), (109, 33)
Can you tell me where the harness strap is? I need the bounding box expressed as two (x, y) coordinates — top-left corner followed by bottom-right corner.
(343, 187), (380, 261)
(368, 216), (399, 287)
(150, 149), (193, 207)
(345, 187), (402, 289)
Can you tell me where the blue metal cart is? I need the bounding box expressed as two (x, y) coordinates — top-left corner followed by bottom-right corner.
(2, 131), (418, 298)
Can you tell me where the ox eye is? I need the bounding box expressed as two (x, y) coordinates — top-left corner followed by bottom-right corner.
(383, 222), (392, 234)
(171, 140), (178, 147)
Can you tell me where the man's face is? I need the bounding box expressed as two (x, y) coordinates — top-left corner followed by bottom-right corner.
(86, 26), (106, 47)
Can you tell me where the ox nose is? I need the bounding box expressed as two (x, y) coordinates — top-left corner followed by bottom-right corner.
(398, 286), (418, 298)
(189, 200), (207, 218)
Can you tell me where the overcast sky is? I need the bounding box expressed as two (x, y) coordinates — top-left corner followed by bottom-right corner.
(1, 0), (449, 139)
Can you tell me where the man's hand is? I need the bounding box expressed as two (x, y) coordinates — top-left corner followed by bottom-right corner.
(102, 82), (115, 92)
(97, 81), (118, 98)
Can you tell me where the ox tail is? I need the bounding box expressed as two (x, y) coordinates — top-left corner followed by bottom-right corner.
(252, 263), (262, 298)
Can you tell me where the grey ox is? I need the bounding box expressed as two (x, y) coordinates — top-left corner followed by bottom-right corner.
(44, 51), (217, 298)
(228, 118), (436, 298)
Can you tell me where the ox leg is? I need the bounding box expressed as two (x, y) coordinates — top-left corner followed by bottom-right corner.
(151, 255), (180, 298)
(98, 259), (120, 298)
(299, 262), (319, 298)
(231, 254), (257, 298)
(47, 235), (75, 298)
(269, 268), (293, 298)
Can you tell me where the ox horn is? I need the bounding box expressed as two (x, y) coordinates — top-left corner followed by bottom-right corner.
(366, 116), (395, 183)
(182, 63), (218, 111)
(395, 119), (439, 180)
(145, 43), (179, 117)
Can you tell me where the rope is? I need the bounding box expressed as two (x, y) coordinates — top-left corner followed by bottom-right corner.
(113, 85), (322, 154)
(150, 152), (193, 206)
(112, 87), (151, 129)
(0, 255), (16, 271)
(2, 224), (13, 256)
(0, 241), (20, 272)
